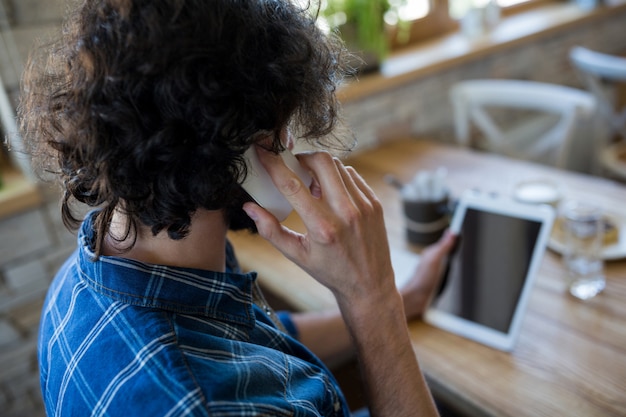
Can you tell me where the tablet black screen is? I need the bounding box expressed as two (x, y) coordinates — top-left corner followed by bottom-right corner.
(432, 208), (542, 333)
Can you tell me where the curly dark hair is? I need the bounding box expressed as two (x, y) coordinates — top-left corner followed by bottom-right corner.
(19, 0), (352, 254)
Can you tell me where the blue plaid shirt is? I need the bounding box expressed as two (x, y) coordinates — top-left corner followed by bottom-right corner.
(39, 212), (349, 416)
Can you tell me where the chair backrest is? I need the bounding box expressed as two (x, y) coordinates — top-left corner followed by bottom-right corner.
(569, 46), (626, 141)
(450, 79), (596, 169)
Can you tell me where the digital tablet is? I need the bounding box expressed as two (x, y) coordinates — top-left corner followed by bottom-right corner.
(424, 192), (555, 351)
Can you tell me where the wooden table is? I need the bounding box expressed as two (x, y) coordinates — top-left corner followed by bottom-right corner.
(228, 139), (626, 417)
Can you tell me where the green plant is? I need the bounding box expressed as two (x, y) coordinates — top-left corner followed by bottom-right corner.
(320, 0), (390, 63)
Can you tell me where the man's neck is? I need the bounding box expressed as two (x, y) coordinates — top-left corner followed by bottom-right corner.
(103, 209), (228, 272)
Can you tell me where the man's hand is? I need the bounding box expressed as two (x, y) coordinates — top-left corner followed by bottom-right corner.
(242, 147), (396, 306)
(400, 231), (457, 320)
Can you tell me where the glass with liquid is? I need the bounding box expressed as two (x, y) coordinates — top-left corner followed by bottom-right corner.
(561, 201), (606, 300)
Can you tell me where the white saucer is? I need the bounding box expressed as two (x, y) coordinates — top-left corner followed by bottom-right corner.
(513, 179), (561, 206)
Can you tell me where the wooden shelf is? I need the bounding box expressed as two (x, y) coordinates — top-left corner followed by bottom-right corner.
(0, 166), (42, 219)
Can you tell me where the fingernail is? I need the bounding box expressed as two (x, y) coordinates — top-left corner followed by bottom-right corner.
(243, 203), (258, 220)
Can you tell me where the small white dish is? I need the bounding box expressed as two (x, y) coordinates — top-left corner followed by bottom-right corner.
(513, 179), (561, 206)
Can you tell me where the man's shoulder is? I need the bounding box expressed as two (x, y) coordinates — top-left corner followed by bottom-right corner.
(39, 303), (210, 415)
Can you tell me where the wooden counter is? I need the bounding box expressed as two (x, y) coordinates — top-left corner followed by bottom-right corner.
(0, 166), (41, 220)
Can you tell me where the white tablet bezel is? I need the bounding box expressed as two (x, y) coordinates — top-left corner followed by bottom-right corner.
(424, 192), (555, 352)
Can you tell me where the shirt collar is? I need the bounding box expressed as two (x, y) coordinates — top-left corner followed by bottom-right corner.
(77, 211), (257, 329)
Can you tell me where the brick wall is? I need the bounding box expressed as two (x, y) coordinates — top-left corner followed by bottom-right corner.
(0, 5), (625, 417)
(1, 0), (66, 413)
(0, 188), (75, 417)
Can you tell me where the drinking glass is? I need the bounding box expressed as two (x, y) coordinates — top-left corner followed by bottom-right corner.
(561, 201), (606, 300)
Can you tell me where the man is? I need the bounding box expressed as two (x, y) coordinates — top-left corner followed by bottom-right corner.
(20, 0), (455, 415)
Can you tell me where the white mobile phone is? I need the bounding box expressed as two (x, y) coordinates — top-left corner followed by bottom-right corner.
(241, 147), (312, 221)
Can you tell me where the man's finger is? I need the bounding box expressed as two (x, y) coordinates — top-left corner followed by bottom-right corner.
(242, 201), (307, 263)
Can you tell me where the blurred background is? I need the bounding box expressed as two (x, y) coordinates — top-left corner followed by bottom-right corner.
(1, 0), (625, 415)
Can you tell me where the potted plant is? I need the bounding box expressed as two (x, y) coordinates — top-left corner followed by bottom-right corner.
(319, 0), (390, 73)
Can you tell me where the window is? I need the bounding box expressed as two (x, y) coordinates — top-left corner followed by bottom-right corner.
(386, 0), (552, 50)
(387, 0), (458, 49)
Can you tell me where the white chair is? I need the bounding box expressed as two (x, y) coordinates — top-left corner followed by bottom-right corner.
(450, 79), (597, 170)
(570, 46), (626, 179)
